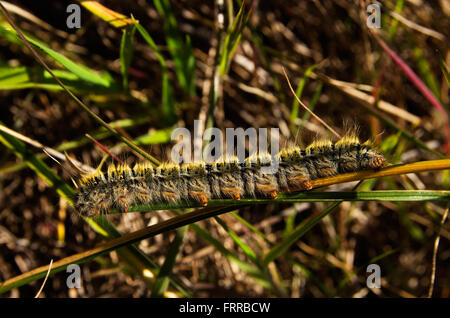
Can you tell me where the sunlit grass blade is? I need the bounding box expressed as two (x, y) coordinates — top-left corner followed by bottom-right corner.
(0, 122), (74, 202)
(0, 65), (119, 92)
(387, 0), (404, 38)
(80, 1), (134, 28)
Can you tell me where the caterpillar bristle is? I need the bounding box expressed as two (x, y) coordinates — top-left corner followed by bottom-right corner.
(74, 133), (386, 217)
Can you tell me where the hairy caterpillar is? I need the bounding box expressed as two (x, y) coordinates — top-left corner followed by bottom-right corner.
(74, 134), (385, 217)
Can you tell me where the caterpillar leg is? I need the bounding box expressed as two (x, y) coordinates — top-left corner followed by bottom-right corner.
(288, 177), (312, 191)
(189, 190), (209, 207)
(221, 186), (242, 200)
(255, 183), (278, 199)
(370, 155), (385, 169)
(117, 197), (129, 212)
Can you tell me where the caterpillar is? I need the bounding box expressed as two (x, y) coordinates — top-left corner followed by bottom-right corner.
(74, 134), (385, 217)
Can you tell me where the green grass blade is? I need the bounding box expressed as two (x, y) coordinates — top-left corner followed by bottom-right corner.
(0, 24), (113, 87)
(230, 212), (271, 244)
(153, 0), (196, 96)
(439, 57), (450, 88)
(0, 66), (119, 92)
(110, 189), (450, 214)
(262, 201), (343, 267)
(412, 46), (441, 101)
(0, 122), (74, 202)
(213, 216), (259, 265)
(134, 22), (176, 122)
(219, 2), (251, 76)
(151, 226), (188, 297)
(170, 209), (262, 277)
(120, 25), (137, 92)
(388, 0), (404, 39)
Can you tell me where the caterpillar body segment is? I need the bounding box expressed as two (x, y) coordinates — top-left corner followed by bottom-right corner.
(75, 134), (385, 217)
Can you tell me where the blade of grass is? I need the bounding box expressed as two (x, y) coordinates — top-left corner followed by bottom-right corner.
(153, 0), (196, 96)
(297, 82), (323, 133)
(213, 216), (259, 265)
(120, 25), (137, 92)
(262, 200), (344, 268)
(0, 66), (119, 92)
(387, 0), (404, 39)
(79, 1), (134, 28)
(115, 189), (450, 214)
(169, 209), (265, 278)
(151, 226), (188, 297)
(439, 57), (450, 88)
(219, 1), (251, 75)
(134, 22), (175, 123)
(0, 25), (113, 87)
(412, 46), (441, 101)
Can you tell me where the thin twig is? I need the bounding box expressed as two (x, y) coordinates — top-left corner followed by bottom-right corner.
(427, 204), (449, 298)
(34, 259), (53, 298)
(85, 134), (123, 164)
(282, 66), (341, 139)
